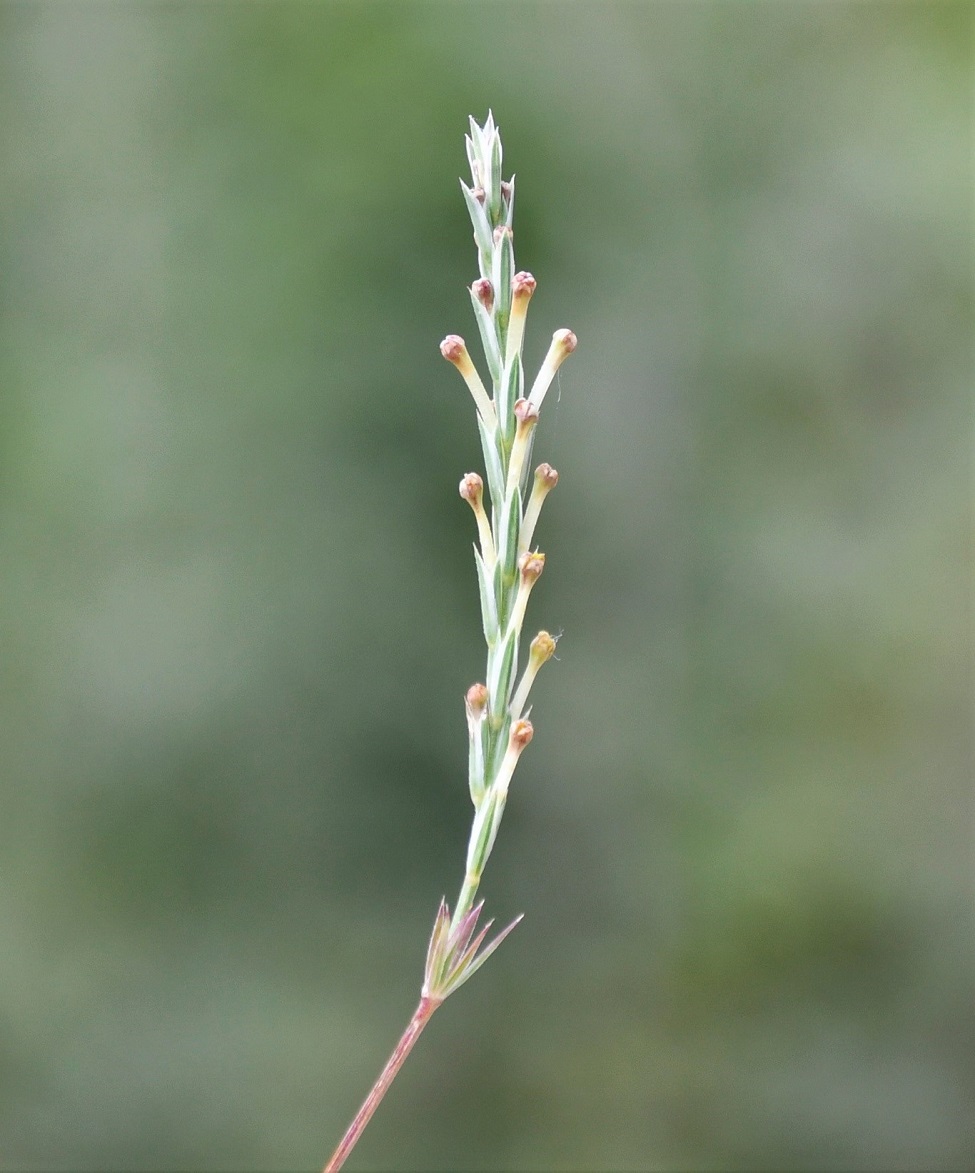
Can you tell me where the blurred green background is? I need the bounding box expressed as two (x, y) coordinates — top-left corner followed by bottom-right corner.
(0, 2), (971, 1169)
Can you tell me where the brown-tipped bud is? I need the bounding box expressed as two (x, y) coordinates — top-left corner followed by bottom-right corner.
(519, 550), (546, 585)
(493, 225), (513, 246)
(472, 186), (486, 205)
(500, 180), (513, 201)
(471, 278), (494, 311)
(527, 330), (578, 410)
(466, 682), (488, 717)
(505, 272), (535, 366)
(529, 631), (558, 665)
(510, 719), (534, 751)
(509, 629), (559, 720)
(493, 714), (535, 799)
(514, 398), (540, 428)
(519, 466), (559, 555)
(512, 271), (536, 302)
(534, 463), (559, 490)
(440, 335), (495, 424)
(505, 400), (541, 498)
(459, 472), (484, 507)
(440, 334), (467, 365)
(461, 471), (496, 562)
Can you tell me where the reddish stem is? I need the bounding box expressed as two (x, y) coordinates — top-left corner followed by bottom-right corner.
(323, 995), (442, 1173)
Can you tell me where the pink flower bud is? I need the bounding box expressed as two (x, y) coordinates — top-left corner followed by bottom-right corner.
(510, 719), (534, 751)
(440, 335), (467, 365)
(465, 683), (488, 716)
(534, 463), (559, 490)
(471, 279), (494, 311)
(518, 551), (545, 585)
(514, 398), (540, 428)
(459, 472), (484, 506)
(553, 328), (577, 355)
(512, 271), (536, 302)
(529, 631), (557, 664)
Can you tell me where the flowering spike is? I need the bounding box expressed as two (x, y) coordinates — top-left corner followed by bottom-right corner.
(435, 115), (570, 992)
(324, 113), (578, 1173)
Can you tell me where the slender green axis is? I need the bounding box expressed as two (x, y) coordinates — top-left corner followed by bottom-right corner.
(324, 112), (576, 1173)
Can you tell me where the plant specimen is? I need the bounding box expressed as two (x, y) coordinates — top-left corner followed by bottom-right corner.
(324, 113), (576, 1173)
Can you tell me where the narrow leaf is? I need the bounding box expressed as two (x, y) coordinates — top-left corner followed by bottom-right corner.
(461, 180), (494, 259)
(443, 913), (525, 996)
(488, 627), (519, 710)
(504, 174), (516, 229)
(446, 918), (496, 984)
(497, 485), (522, 579)
(497, 354), (522, 443)
(449, 899), (486, 960)
(476, 412), (504, 508)
(465, 787), (502, 879)
(422, 899), (451, 989)
(473, 545), (499, 645)
(488, 131), (503, 222)
(492, 228), (514, 337)
(468, 287), (501, 385)
(468, 721), (485, 807)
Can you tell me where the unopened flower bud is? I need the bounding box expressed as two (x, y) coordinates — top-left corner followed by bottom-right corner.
(504, 272), (536, 366)
(493, 225), (512, 246)
(514, 398), (539, 429)
(512, 271), (536, 302)
(440, 334), (467, 365)
(459, 472), (495, 563)
(507, 551), (546, 641)
(528, 328), (578, 410)
(440, 335), (495, 424)
(529, 631), (557, 664)
(472, 186), (486, 205)
(510, 632), (559, 719)
(471, 278), (494, 311)
(466, 682), (488, 717)
(510, 719), (534, 751)
(535, 463), (559, 490)
(519, 550), (545, 585)
(493, 716), (536, 799)
(505, 399), (541, 495)
(520, 465), (559, 554)
(459, 472), (483, 506)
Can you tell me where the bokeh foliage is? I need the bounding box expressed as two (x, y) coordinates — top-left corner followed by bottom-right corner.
(0, 2), (971, 1169)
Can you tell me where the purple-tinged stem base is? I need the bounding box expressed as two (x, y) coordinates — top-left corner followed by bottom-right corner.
(323, 995), (442, 1173)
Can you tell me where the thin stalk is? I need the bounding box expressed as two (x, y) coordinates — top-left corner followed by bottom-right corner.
(323, 995), (441, 1173)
